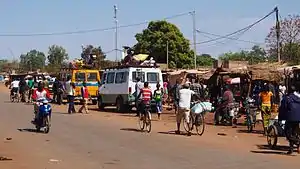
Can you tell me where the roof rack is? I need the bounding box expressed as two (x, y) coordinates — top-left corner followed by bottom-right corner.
(104, 64), (160, 70)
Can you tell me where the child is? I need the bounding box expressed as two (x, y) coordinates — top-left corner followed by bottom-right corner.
(79, 81), (89, 114)
(154, 83), (164, 120)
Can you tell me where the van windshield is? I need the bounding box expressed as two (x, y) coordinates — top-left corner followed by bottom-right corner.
(75, 72), (85, 82)
(147, 72), (159, 83)
(87, 72), (98, 81)
(132, 72), (145, 82)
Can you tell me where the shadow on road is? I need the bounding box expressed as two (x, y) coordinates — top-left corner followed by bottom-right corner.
(250, 144), (291, 156)
(237, 129), (264, 135)
(120, 128), (144, 133)
(158, 131), (194, 136)
(17, 128), (40, 133)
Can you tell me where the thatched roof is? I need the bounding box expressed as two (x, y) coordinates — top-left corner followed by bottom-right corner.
(248, 63), (284, 82)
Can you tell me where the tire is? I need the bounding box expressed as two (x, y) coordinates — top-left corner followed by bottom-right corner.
(145, 111), (151, 133)
(247, 115), (254, 133)
(98, 96), (105, 110)
(195, 114), (205, 136)
(44, 117), (50, 134)
(92, 100), (97, 105)
(267, 125), (278, 149)
(214, 111), (220, 125)
(183, 115), (192, 133)
(138, 114), (145, 131)
(116, 97), (126, 113)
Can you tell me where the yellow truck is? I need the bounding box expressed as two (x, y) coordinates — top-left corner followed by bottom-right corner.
(59, 68), (100, 105)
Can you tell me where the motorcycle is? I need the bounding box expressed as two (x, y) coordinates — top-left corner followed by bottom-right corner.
(214, 97), (240, 126)
(31, 99), (52, 133)
(10, 91), (19, 103)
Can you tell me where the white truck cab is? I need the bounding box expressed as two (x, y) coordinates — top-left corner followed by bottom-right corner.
(98, 65), (163, 112)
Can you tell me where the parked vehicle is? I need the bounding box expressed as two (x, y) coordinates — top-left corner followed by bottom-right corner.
(98, 65), (163, 112)
(59, 67), (100, 105)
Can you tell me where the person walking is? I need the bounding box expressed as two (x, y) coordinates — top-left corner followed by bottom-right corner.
(259, 83), (274, 135)
(175, 83), (199, 136)
(79, 81), (89, 114)
(65, 76), (76, 114)
(27, 77), (35, 103)
(279, 84), (300, 155)
(154, 83), (164, 120)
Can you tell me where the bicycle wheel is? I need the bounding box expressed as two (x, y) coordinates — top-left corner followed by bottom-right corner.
(247, 115), (254, 133)
(145, 111), (151, 133)
(195, 114), (205, 136)
(138, 114), (145, 131)
(183, 115), (192, 133)
(267, 125), (278, 149)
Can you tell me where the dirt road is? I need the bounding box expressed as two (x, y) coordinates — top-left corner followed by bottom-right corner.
(0, 87), (299, 168)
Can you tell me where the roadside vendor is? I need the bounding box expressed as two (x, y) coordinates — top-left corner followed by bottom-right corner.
(258, 83), (274, 135)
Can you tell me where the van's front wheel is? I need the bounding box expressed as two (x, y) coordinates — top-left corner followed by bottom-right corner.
(92, 100), (97, 105)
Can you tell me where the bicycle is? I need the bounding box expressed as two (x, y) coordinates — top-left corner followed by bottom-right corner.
(138, 104), (151, 133)
(183, 102), (206, 136)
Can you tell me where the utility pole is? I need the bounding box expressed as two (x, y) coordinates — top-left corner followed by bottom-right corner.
(166, 41), (169, 69)
(191, 11), (197, 69)
(275, 7), (280, 62)
(114, 5), (118, 62)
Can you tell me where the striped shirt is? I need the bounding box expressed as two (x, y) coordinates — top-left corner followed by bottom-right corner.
(141, 88), (152, 103)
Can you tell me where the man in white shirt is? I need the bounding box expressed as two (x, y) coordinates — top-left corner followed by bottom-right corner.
(135, 77), (144, 116)
(176, 83), (199, 136)
(65, 76), (76, 114)
(10, 79), (20, 96)
(279, 83), (287, 106)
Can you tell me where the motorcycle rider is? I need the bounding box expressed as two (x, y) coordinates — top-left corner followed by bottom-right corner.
(217, 84), (234, 126)
(31, 82), (51, 123)
(279, 83), (300, 155)
(10, 78), (20, 97)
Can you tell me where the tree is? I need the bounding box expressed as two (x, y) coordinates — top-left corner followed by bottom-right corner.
(266, 15), (300, 63)
(81, 45), (106, 69)
(47, 45), (68, 69)
(218, 45), (266, 65)
(197, 54), (215, 67)
(247, 45), (266, 64)
(20, 50), (46, 71)
(133, 20), (193, 68)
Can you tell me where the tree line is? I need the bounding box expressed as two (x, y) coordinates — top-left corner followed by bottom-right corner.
(1, 14), (300, 72)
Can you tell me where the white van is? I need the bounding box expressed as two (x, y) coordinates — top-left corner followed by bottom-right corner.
(98, 65), (163, 112)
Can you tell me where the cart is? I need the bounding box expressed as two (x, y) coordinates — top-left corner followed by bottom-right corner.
(266, 118), (285, 148)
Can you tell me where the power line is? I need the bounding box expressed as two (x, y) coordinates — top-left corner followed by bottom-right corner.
(0, 12), (191, 37)
(196, 30), (264, 45)
(196, 7), (277, 45)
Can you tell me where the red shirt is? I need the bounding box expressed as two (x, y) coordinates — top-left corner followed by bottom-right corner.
(141, 88), (152, 103)
(81, 87), (89, 99)
(32, 88), (51, 100)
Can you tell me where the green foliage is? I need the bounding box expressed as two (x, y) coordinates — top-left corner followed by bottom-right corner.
(20, 50), (46, 71)
(219, 45), (266, 64)
(133, 20), (193, 68)
(81, 45), (106, 69)
(47, 45), (68, 69)
(0, 60), (8, 72)
(196, 54), (215, 67)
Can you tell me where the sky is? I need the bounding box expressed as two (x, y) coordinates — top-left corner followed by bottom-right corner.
(0, 0), (299, 61)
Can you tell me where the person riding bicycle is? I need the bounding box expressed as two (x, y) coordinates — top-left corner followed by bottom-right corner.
(135, 77), (144, 116)
(137, 82), (152, 119)
(9, 78), (20, 97)
(279, 84), (300, 155)
(258, 83), (273, 135)
(32, 82), (51, 123)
